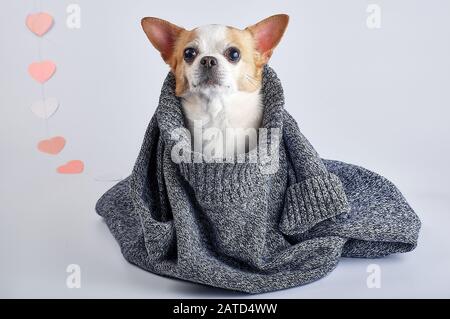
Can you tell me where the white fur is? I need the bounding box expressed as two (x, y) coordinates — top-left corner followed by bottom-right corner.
(180, 25), (263, 159)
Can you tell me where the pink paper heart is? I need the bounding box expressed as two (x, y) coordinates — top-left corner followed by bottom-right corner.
(57, 160), (84, 174)
(37, 136), (66, 155)
(28, 61), (56, 84)
(26, 12), (54, 36)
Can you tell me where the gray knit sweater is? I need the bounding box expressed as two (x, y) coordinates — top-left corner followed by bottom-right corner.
(96, 66), (421, 294)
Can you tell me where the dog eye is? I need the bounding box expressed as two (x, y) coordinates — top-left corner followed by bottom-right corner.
(183, 47), (198, 63)
(224, 47), (240, 63)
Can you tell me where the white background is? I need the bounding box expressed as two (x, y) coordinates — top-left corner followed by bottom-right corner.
(1, 0), (449, 298)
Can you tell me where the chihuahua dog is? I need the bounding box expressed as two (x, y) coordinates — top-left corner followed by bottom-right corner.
(141, 14), (289, 159)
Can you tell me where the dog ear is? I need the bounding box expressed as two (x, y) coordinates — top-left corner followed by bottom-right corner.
(141, 17), (184, 63)
(246, 14), (289, 63)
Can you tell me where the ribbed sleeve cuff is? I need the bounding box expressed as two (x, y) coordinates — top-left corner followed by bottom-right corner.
(279, 173), (350, 235)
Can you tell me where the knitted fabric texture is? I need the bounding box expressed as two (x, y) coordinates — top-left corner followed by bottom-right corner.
(96, 66), (421, 294)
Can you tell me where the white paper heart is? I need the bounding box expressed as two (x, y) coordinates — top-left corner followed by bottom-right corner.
(31, 97), (59, 119)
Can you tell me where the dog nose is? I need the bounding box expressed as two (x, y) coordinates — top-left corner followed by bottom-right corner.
(200, 56), (218, 69)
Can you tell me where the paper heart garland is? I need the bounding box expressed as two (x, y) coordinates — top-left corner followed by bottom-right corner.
(37, 136), (66, 155)
(28, 61), (56, 83)
(31, 97), (59, 119)
(57, 160), (84, 174)
(26, 12), (54, 36)
(26, 12), (84, 175)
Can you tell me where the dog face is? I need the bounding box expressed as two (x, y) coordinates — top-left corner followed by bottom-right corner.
(141, 15), (289, 96)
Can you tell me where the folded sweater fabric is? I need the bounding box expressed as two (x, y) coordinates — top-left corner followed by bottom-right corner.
(95, 66), (421, 293)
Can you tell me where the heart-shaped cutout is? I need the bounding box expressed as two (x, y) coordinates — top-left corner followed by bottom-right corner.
(26, 12), (54, 36)
(31, 97), (59, 119)
(28, 61), (56, 84)
(37, 136), (66, 155)
(57, 160), (84, 174)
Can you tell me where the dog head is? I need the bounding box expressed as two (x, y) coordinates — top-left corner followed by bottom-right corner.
(141, 14), (289, 97)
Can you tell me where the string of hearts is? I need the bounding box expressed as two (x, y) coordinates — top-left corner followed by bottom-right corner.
(27, 10), (84, 174)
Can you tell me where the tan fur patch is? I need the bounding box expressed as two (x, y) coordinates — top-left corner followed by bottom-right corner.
(167, 30), (197, 96)
(226, 27), (265, 92)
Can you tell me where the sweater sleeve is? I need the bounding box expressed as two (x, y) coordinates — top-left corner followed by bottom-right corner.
(279, 110), (350, 236)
